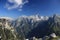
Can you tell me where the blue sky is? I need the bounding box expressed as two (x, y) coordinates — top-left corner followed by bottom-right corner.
(0, 0), (60, 18)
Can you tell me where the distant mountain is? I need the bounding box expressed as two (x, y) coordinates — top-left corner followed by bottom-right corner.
(14, 14), (60, 38)
(13, 15), (49, 38)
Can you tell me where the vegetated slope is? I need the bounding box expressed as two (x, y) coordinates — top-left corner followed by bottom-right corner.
(0, 18), (25, 40)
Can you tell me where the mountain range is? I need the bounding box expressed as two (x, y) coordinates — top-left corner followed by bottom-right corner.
(13, 14), (60, 38)
(1, 14), (60, 40)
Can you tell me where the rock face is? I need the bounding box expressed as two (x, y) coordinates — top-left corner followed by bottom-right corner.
(0, 18), (24, 40)
(13, 14), (60, 38)
(14, 15), (49, 38)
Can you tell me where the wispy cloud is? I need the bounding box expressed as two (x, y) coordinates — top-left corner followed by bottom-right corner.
(5, 0), (29, 11)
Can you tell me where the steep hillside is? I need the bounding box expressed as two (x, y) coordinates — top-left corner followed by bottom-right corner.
(0, 18), (25, 40)
(14, 15), (49, 38)
(14, 14), (60, 38)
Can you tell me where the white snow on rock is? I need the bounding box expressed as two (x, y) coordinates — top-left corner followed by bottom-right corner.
(50, 33), (57, 38)
(0, 17), (13, 20)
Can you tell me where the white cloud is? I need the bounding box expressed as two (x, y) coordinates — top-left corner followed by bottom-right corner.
(5, 0), (28, 11)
